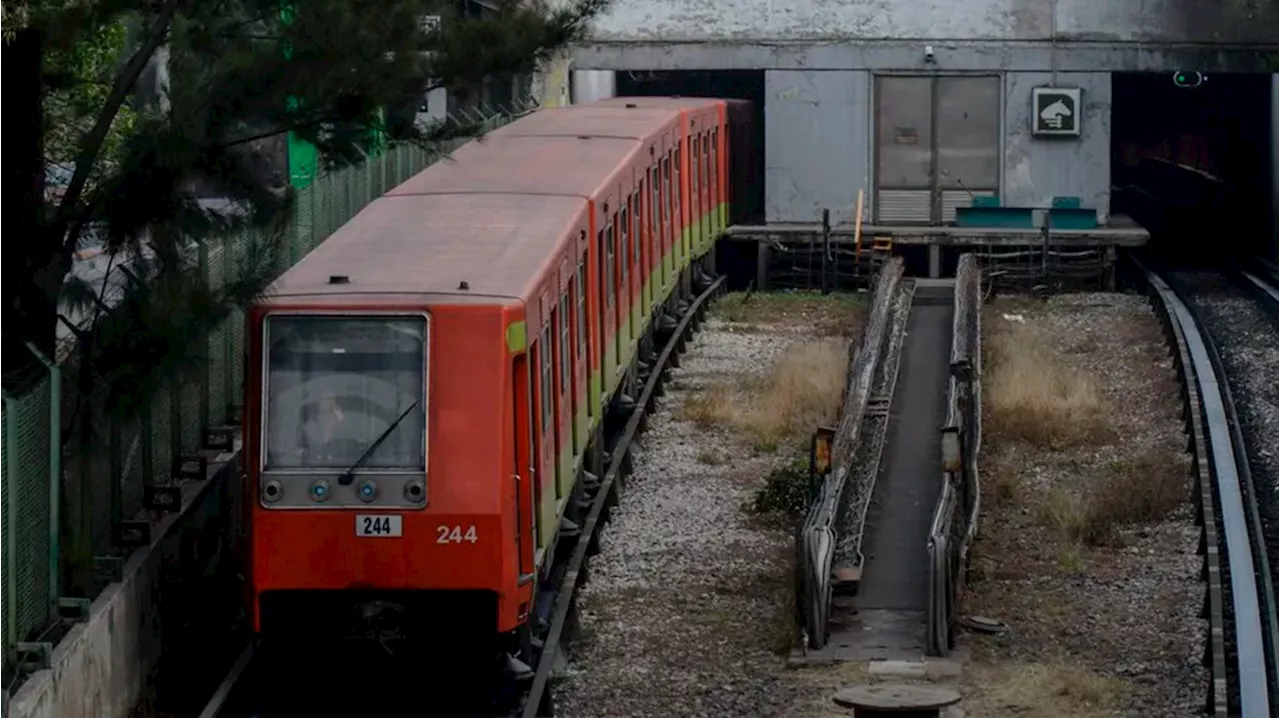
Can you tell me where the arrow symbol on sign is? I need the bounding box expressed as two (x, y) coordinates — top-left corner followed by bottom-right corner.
(1040, 99), (1072, 129)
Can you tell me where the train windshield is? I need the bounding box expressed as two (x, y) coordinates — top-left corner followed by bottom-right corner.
(264, 315), (427, 471)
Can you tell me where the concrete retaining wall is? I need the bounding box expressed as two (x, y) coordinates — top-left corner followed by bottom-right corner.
(7, 444), (245, 718)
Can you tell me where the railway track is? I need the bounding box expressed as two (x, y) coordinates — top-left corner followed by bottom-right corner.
(1137, 258), (1277, 718)
(197, 273), (728, 718)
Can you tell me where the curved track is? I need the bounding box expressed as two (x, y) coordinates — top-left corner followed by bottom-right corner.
(198, 274), (729, 718)
(1138, 259), (1276, 718)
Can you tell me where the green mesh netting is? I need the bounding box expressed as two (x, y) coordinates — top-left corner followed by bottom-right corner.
(15, 384), (51, 639)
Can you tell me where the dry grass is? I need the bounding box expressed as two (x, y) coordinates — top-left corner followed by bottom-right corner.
(1034, 450), (1189, 546)
(678, 339), (847, 450)
(712, 291), (863, 337)
(961, 295), (1202, 717)
(961, 661), (1131, 717)
(984, 320), (1112, 449)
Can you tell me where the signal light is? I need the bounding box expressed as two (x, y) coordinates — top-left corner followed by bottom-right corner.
(1173, 71), (1205, 88)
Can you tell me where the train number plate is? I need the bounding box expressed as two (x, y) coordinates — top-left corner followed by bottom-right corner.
(355, 514), (402, 537)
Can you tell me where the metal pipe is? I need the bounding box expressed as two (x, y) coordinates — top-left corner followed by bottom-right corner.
(25, 342), (61, 613)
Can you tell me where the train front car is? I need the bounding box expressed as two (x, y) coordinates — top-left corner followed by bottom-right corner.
(245, 294), (519, 663)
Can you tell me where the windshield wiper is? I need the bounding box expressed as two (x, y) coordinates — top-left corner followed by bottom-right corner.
(337, 401), (419, 486)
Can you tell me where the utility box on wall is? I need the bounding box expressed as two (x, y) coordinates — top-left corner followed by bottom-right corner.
(1031, 87), (1082, 137)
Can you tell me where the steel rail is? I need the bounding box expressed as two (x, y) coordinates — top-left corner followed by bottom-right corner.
(1140, 261), (1274, 718)
(197, 643), (255, 718)
(1238, 270), (1278, 304)
(519, 275), (727, 718)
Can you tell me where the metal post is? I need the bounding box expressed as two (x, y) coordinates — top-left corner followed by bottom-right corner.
(198, 242), (211, 430)
(5, 391), (22, 650)
(25, 343), (61, 612)
(821, 208), (832, 294)
(224, 234), (236, 418)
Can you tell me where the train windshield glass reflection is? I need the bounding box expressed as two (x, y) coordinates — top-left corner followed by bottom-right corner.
(264, 316), (427, 470)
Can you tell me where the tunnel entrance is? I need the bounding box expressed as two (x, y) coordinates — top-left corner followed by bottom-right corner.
(615, 70), (766, 225)
(614, 70), (767, 289)
(1110, 72), (1275, 262)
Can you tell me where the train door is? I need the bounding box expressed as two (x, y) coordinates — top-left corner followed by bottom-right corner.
(534, 311), (556, 553)
(512, 350), (535, 580)
(696, 133), (706, 255)
(617, 198), (630, 365)
(573, 243), (588, 457)
(554, 280), (573, 502)
(598, 212), (617, 400)
(704, 127), (715, 243)
(629, 187), (642, 342)
(662, 151), (673, 282)
(652, 156), (667, 298)
(639, 174), (651, 317)
(673, 139), (685, 272)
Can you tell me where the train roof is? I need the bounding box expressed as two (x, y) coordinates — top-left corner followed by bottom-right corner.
(387, 135), (640, 198)
(487, 105), (676, 140)
(593, 96), (727, 110)
(267, 192), (587, 301)
(263, 96), (734, 308)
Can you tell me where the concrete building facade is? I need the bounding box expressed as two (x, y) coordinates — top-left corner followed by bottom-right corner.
(569, 0), (1277, 227)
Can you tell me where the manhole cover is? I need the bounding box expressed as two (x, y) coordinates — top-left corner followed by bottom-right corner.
(960, 615), (1010, 634)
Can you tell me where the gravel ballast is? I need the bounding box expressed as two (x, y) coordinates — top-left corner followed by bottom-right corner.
(965, 293), (1207, 717)
(554, 295), (863, 718)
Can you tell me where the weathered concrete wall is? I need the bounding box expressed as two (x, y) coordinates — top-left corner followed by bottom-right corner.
(742, 69), (1118, 226)
(585, 0), (1275, 45)
(7, 447), (244, 718)
(765, 70), (870, 224)
(1003, 72), (1112, 223)
(533, 54), (573, 108)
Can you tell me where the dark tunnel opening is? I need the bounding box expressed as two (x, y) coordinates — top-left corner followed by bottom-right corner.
(614, 70), (767, 225)
(613, 70), (767, 289)
(1111, 72), (1276, 265)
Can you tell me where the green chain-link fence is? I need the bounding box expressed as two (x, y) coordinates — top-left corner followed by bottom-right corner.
(1, 99), (532, 682)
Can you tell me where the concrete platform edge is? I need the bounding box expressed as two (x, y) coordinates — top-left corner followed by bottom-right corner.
(7, 443), (244, 718)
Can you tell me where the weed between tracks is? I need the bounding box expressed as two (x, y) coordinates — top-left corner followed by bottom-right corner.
(679, 339), (847, 453)
(961, 294), (1204, 717)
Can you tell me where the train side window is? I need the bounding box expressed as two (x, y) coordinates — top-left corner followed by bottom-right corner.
(575, 260), (586, 361)
(651, 166), (661, 234)
(539, 326), (553, 433)
(631, 191), (641, 265)
(662, 156), (671, 231)
(558, 294), (569, 395)
(691, 136), (700, 193)
(606, 215), (616, 305)
(673, 147), (681, 227)
(711, 128), (719, 198)
(620, 202), (630, 290)
(703, 132), (710, 189)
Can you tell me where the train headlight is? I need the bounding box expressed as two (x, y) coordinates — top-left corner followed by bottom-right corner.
(262, 479), (283, 504)
(404, 479), (426, 504)
(309, 479), (331, 503)
(356, 479), (378, 503)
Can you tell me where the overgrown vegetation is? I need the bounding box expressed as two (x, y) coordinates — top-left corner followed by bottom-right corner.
(679, 339), (847, 452)
(984, 316), (1188, 548)
(984, 319), (1112, 449)
(1035, 452), (1189, 547)
(748, 457), (811, 523)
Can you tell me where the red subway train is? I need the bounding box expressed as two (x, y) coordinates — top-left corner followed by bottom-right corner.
(241, 97), (753, 673)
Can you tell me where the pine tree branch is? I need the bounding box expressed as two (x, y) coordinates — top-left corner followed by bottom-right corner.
(52, 1), (178, 256)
